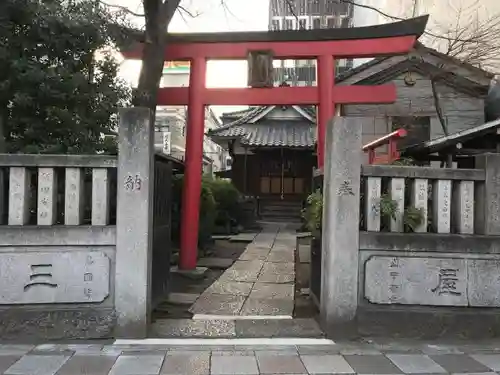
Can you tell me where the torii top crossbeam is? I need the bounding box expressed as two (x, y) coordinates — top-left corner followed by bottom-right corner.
(122, 15), (428, 163)
(121, 15), (428, 270)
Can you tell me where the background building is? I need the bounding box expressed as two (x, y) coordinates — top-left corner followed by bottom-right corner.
(268, 0), (354, 86)
(154, 62), (231, 173)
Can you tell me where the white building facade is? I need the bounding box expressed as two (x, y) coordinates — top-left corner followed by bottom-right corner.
(154, 65), (231, 173)
(268, 0), (355, 86)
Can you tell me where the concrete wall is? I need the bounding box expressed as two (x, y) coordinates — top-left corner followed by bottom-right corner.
(0, 154), (118, 340)
(0, 226), (116, 340)
(320, 117), (500, 339)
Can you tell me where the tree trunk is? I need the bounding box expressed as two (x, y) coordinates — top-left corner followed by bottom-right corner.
(132, 38), (165, 117)
(132, 0), (181, 121)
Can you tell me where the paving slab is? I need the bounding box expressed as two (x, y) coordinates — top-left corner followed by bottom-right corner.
(239, 249), (270, 261)
(301, 354), (355, 374)
(55, 355), (118, 375)
(0, 356), (25, 375)
(240, 297), (294, 316)
(255, 352), (306, 374)
(188, 226), (297, 318)
(210, 355), (259, 375)
(249, 283), (294, 300)
(160, 351), (210, 375)
(430, 353), (492, 373)
(217, 269), (261, 283)
(256, 270), (295, 284)
(471, 354), (500, 371)
(189, 294), (246, 315)
(150, 319), (236, 338)
(261, 262), (294, 275)
(5, 355), (70, 375)
(230, 260), (265, 271)
(235, 319), (324, 338)
(344, 354), (403, 374)
(386, 354), (447, 374)
(0, 345), (35, 356)
(11, 341), (500, 375)
(205, 281), (254, 296)
(266, 250), (295, 263)
(108, 355), (164, 375)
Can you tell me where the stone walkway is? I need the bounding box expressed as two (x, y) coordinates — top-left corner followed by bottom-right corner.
(189, 224), (296, 318)
(5, 339), (500, 374)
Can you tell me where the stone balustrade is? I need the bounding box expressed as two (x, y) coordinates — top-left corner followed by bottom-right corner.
(361, 165), (484, 234)
(0, 154), (117, 226)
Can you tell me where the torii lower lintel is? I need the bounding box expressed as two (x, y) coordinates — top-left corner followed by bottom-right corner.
(121, 15), (428, 270)
(155, 85), (397, 106)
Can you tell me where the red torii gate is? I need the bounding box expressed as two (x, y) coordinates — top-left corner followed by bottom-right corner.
(122, 15), (428, 270)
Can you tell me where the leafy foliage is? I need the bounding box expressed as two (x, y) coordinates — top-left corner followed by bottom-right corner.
(0, 0), (130, 154)
(302, 188), (425, 236)
(403, 206), (426, 232)
(379, 193), (398, 222)
(171, 175), (243, 250)
(301, 189), (323, 235)
(203, 176), (242, 231)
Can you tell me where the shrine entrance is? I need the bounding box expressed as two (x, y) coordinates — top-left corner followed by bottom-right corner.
(122, 15), (428, 271)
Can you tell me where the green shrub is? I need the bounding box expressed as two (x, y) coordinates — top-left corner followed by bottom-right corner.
(204, 177), (242, 231)
(303, 188), (425, 236)
(301, 189), (323, 236)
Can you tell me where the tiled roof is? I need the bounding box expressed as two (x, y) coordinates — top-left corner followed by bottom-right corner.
(220, 107), (262, 118)
(208, 121), (315, 148)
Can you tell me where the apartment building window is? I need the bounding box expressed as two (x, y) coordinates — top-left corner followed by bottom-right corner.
(340, 16), (350, 28)
(297, 18), (307, 29)
(271, 18), (281, 30)
(325, 0), (335, 13)
(326, 16), (336, 28)
(311, 16), (321, 29)
(299, 0), (306, 15)
(284, 18), (294, 30)
(310, 0), (320, 14)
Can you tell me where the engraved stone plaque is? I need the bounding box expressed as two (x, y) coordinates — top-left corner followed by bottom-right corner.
(467, 259), (500, 307)
(365, 256), (467, 306)
(0, 251), (110, 304)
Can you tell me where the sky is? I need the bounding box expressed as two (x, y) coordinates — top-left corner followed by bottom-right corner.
(116, 0), (270, 115)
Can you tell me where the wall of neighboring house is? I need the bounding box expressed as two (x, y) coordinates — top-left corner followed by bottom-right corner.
(343, 71), (485, 144)
(342, 71), (485, 164)
(154, 107), (230, 172)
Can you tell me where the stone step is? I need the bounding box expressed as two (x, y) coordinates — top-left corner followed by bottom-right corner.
(150, 318), (325, 339)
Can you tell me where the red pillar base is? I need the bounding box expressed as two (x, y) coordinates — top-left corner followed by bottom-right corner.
(179, 57), (207, 270)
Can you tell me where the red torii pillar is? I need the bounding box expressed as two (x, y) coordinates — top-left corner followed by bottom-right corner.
(122, 15), (428, 270)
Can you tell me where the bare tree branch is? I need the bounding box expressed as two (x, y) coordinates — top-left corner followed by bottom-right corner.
(99, 1), (145, 17)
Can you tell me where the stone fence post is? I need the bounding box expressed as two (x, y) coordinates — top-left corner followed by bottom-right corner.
(115, 108), (154, 338)
(475, 153), (500, 235)
(320, 116), (365, 337)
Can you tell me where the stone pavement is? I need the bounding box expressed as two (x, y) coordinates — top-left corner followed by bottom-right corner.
(5, 339), (500, 374)
(190, 224), (296, 318)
